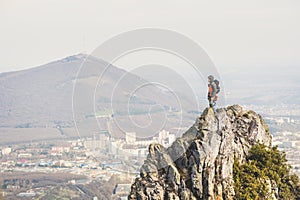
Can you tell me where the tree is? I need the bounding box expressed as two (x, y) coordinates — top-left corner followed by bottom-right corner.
(234, 144), (300, 200)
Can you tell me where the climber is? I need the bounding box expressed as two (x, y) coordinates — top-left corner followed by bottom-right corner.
(207, 75), (220, 108)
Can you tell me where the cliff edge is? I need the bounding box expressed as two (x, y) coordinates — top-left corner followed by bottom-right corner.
(128, 105), (273, 200)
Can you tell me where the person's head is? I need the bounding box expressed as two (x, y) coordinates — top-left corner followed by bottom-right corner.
(208, 75), (214, 83)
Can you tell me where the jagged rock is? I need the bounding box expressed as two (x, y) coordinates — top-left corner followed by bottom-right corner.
(129, 105), (272, 200)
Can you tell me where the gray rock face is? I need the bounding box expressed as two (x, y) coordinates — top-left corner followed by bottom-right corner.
(129, 105), (272, 200)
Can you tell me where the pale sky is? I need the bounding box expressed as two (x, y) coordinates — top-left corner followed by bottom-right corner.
(0, 0), (299, 73)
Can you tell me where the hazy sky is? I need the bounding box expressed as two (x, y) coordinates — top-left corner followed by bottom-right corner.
(0, 0), (299, 73)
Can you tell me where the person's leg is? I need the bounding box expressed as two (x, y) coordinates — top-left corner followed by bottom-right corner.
(209, 97), (213, 108)
(213, 100), (216, 107)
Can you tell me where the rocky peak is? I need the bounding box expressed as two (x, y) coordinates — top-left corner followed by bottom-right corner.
(129, 105), (272, 200)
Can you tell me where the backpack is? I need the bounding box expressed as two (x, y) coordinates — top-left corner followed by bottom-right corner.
(214, 79), (220, 94)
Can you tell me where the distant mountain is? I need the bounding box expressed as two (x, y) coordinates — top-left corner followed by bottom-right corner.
(0, 54), (86, 128)
(222, 66), (300, 106)
(0, 54), (200, 142)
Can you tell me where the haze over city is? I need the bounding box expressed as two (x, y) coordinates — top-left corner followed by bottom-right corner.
(0, 1), (299, 199)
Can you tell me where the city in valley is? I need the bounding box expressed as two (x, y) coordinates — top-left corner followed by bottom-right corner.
(1, 104), (300, 199)
(0, 129), (176, 199)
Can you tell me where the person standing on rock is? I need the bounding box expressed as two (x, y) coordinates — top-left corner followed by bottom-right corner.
(207, 75), (220, 108)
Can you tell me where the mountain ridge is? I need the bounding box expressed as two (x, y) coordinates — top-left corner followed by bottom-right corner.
(0, 54), (200, 143)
